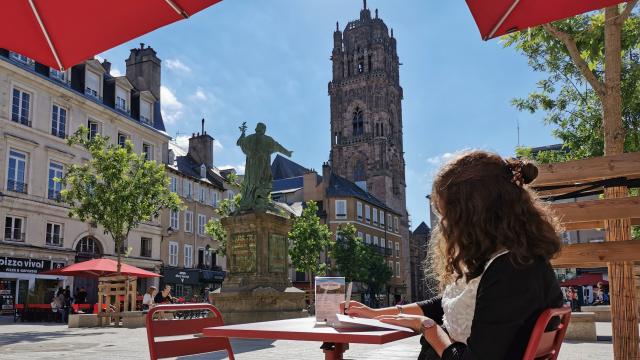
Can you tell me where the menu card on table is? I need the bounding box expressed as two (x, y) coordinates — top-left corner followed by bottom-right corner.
(315, 276), (345, 325)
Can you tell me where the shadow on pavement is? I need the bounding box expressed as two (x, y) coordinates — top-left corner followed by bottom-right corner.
(177, 339), (276, 360)
(0, 330), (110, 347)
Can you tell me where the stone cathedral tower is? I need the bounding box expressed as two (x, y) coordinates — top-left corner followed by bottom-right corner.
(329, 3), (407, 219)
(329, 2), (411, 296)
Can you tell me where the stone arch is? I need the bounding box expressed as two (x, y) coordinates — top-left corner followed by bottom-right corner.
(72, 233), (105, 259)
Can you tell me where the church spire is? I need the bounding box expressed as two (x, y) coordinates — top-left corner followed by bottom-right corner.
(363, 0), (367, 9)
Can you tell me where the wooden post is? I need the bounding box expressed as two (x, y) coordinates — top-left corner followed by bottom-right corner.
(603, 5), (638, 359)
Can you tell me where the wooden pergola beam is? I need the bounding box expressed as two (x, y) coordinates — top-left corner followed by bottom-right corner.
(550, 197), (640, 223)
(551, 240), (640, 268)
(562, 218), (640, 231)
(533, 152), (640, 187)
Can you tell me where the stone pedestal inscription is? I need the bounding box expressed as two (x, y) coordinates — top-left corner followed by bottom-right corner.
(230, 233), (256, 273)
(268, 234), (286, 273)
(211, 211), (306, 324)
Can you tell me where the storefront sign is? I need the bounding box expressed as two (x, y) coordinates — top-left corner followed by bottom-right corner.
(162, 268), (201, 286)
(0, 257), (51, 274)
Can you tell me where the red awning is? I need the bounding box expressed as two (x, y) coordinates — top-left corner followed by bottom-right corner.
(560, 273), (608, 287)
(465, 0), (632, 40)
(43, 258), (160, 278)
(0, 0), (222, 70)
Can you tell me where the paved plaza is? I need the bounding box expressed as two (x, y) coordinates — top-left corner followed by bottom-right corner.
(0, 316), (614, 360)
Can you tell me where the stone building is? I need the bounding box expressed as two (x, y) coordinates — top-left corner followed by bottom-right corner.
(271, 155), (405, 306)
(159, 124), (236, 300)
(409, 222), (433, 302)
(0, 45), (169, 310)
(328, 1), (412, 299)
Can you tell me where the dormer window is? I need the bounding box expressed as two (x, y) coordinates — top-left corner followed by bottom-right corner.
(140, 99), (152, 125)
(115, 86), (128, 112)
(9, 52), (34, 67)
(50, 68), (67, 83)
(200, 164), (207, 178)
(85, 71), (100, 98)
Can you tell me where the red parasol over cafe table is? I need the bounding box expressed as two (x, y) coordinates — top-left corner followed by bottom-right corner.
(0, 0), (222, 70)
(43, 258), (160, 278)
(465, 0), (634, 40)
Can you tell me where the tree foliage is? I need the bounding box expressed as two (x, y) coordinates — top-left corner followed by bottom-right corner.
(204, 193), (241, 256)
(331, 224), (392, 304)
(59, 127), (182, 272)
(288, 201), (333, 286)
(504, 5), (640, 161)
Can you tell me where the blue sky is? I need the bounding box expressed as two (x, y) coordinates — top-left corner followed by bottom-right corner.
(98, 0), (558, 229)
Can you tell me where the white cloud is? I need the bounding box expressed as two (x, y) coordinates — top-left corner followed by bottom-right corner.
(94, 54), (105, 62)
(166, 59), (191, 73)
(193, 88), (207, 101)
(214, 139), (223, 152)
(220, 165), (245, 175)
(427, 152), (456, 166)
(174, 135), (223, 153)
(160, 86), (183, 124)
(175, 135), (190, 150)
(110, 68), (123, 77)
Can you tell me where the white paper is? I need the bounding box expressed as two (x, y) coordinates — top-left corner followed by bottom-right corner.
(336, 314), (415, 333)
(315, 277), (345, 324)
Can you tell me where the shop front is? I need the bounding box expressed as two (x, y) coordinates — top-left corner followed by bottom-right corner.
(0, 255), (68, 314)
(161, 267), (225, 302)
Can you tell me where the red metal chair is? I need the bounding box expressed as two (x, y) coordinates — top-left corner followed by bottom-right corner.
(146, 303), (235, 360)
(522, 306), (572, 360)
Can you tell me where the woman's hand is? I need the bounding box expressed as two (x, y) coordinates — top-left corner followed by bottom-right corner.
(339, 301), (375, 318)
(375, 314), (430, 333)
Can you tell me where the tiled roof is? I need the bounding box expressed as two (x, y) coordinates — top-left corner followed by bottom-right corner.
(272, 176), (304, 193)
(413, 222), (430, 235)
(326, 173), (397, 214)
(168, 143), (225, 190)
(271, 155), (310, 180)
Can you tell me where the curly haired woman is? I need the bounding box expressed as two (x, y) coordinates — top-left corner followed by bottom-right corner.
(342, 150), (563, 360)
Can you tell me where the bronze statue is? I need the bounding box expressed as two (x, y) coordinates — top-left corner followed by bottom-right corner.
(236, 122), (292, 212)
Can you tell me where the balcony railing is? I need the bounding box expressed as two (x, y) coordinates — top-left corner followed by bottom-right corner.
(4, 232), (25, 242)
(46, 236), (64, 247)
(85, 87), (99, 99)
(11, 117), (31, 127)
(7, 180), (28, 194)
(48, 189), (62, 201)
(51, 129), (67, 139)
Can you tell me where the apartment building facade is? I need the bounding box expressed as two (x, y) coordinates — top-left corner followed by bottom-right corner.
(0, 46), (169, 311)
(271, 156), (406, 305)
(159, 130), (236, 300)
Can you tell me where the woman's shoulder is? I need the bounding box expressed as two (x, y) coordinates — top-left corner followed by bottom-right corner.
(486, 254), (554, 283)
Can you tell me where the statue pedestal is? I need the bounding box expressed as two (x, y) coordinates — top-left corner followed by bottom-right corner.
(210, 212), (307, 324)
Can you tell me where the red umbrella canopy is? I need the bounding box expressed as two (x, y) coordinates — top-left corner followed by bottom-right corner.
(43, 258), (160, 278)
(466, 0), (632, 40)
(1, 0), (222, 70)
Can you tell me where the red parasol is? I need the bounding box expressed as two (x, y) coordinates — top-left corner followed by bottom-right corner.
(1, 0), (222, 70)
(465, 0), (632, 40)
(43, 258), (160, 278)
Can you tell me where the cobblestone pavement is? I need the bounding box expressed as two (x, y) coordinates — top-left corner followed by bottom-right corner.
(0, 317), (613, 360)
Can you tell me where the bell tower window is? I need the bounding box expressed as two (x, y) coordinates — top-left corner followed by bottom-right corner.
(354, 160), (366, 182)
(352, 108), (364, 137)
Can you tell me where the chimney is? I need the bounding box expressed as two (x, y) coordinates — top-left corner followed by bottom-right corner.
(188, 119), (214, 168)
(125, 44), (161, 100)
(101, 59), (111, 74)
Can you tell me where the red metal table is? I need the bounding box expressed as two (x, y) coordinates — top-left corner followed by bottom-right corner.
(202, 317), (418, 360)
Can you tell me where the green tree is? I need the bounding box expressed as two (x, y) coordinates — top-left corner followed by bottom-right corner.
(504, 3), (639, 161)
(288, 201), (333, 297)
(204, 193), (241, 256)
(332, 224), (392, 306)
(59, 127), (182, 272)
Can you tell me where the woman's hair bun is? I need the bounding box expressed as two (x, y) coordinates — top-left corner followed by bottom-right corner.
(521, 162), (539, 184)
